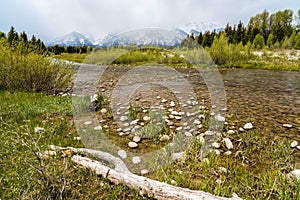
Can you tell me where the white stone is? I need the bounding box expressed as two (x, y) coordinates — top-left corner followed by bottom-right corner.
(119, 132), (125, 136)
(132, 156), (141, 164)
(141, 169), (149, 175)
(297, 146), (300, 150)
(227, 130), (235, 134)
(283, 124), (293, 128)
(130, 119), (139, 125)
(161, 99), (168, 103)
(199, 105), (205, 110)
(83, 121), (92, 125)
(170, 101), (176, 107)
(123, 122), (130, 127)
(197, 124), (203, 129)
(218, 167), (227, 173)
(216, 179), (222, 184)
(34, 127), (45, 133)
(117, 150), (127, 159)
(170, 179), (177, 185)
(291, 141), (298, 148)
(160, 135), (170, 141)
(175, 116), (182, 120)
(128, 142), (138, 148)
(156, 96), (161, 99)
(116, 128), (122, 132)
(215, 114), (225, 122)
(123, 127), (131, 132)
(171, 110), (179, 115)
(197, 135), (205, 144)
(223, 138), (233, 149)
(212, 142), (221, 149)
(120, 116), (128, 122)
(289, 169), (300, 180)
(243, 122), (253, 130)
(94, 126), (102, 131)
(143, 116), (151, 121)
(100, 108), (107, 114)
(199, 114), (205, 119)
(193, 119), (201, 125)
(73, 136), (81, 141)
(185, 132), (193, 137)
(176, 127), (183, 131)
(204, 130), (214, 136)
(133, 135), (141, 143)
(224, 151), (232, 156)
(169, 114), (175, 119)
(239, 127), (244, 132)
(142, 109), (148, 113)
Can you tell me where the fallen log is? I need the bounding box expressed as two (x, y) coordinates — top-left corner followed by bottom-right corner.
(50, 146), (241, 200)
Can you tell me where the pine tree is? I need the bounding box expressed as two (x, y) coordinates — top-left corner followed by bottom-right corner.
(7, 26), (19, 45)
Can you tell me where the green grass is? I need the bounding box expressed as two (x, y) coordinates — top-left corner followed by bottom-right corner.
(1, 90), (300, 199)
(53, 53), (88, 63)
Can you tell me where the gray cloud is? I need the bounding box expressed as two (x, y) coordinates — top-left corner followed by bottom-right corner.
(0, 0), (299, 41)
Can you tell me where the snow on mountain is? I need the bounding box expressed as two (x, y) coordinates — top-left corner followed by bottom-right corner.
(99, 28), (186, 47)
(47, 32), (94, 46)
(176, 21), (224, 36)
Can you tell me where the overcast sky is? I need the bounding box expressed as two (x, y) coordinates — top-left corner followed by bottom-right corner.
(0, 0), (299, 41)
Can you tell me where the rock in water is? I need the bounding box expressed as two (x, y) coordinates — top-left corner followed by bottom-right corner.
(243, 122), (253, 130)
(291, 141), (298, 148)
(223, 138), (233, 149)
(128, 142), (138, 148)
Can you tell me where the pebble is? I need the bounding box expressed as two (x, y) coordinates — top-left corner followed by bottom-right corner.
(170, 101), (176, 107)
(94, 126), (102, 131)
(116, 128), (122, 132)
(123, 123), (130, 127)
(215, 114), (225, 122)
(141, 169), (149, 175)
(84, 121), (92, 125)
(170, 179), (177, 185)
(73, 136), (81, 141)
(160, 135), (170, 141)
(123, 127), (131, 132)
(156, 96), (161, 99)
(132, 156), (141, 164)
(227, 130), (235, 134)
(239, 127), (244, 132)
(175, 116), (182, 120)
(185, 132), (193, 137)
(193, 119), (201, 125)
(212, 142), (221, 149)
(218, 167), (227, 173)
(291, 141), (298, 148)
(197, 135), (205, 144)
(297, 146), (300, 151)
(290, 169), (300, 180)
(34, 127), (45, 133)
(224, 151), (232, 156)
(223, 138), (233, 149)
(216, 179), (222, 184)
(176, 127), (183, 131)
(204, 130), (214, 136)
(161, 99), (168, 103)
(120, 116), (128, 122)
(100, 108), (107, 114)
(171, 110), (179, 115)
(243, 122), (253, 130)
(143, 116), (151, 121)
(133, 135), (141, 143)
(130, 119), (139, 125)
(283, 124), (293, 128)
(199, 114), (205, 119)
(169, 114), (175, 119)
(128, 142), (138, 148)
(117, 150), (127, 159)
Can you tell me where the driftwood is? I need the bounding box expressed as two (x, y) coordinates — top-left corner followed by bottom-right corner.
(51, 146), (241, 200)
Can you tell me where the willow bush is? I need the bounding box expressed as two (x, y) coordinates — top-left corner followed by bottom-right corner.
(0, 39), (75, 94)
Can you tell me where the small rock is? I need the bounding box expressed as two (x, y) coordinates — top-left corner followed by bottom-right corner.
(143, 116), (151, 121)
(120, 116), (128, 122)
(116, 128), (122, 132)
(197, 135), (205, 144)
(123, 122), (130, 127)
(170, 179), (177, 185)
(160, 135), (170, 141)
(128, 142), (138, 148)
(156, 96), (161, 99)
(224, 151), (232, 156)
(34, 127), (45, 133)
(73, 136), (81, 141)
(123, 127), (131, 132)
(171, 110), (179, 115)
(291, 141), (298, 148)
(211, 142), (221, 149)
(223, 138), (233, 149)
(161, 99), (168, 103)
(100, 108), (107, 114)
(283, 124), (293, 128)
(218, 167), (227, 173)
(216, 179), (222, 184)
(84, 121), (92, 125)
(170, 101), (176, 107)
(193, 119), (201, 125)
(169, 114), (175, 119)
(199, 114), (205, 119)
(117, 150), (127, 159)
(130, 119), (139, 125)
(141, 169), (149, 175)
(176, 127), (183, 131)
(94, 126), (102, 131)
(227, 130), (235, 134)
(239, 127), (244, 132)
(185, 132), (193, 137)
(119, 132), (125, 136)
(289, 169), (300, 180)
(243, 122), (253, 130)
(297, 146), (300, 150)
(133, 136), (141, 143)
(215, 114), (225, 122)
(175, 116), (182, 120)
(132, 156), (141, 164)
(204, 130), (214, 136)
(197, 124), (203, 129)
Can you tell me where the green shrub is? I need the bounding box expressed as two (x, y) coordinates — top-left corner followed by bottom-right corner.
(0, 39), (75, 93)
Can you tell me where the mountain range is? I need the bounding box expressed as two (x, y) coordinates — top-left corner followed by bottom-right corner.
(46, 22), (223, 47)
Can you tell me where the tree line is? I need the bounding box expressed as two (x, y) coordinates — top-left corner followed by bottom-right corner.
(182, 9), (300, 50)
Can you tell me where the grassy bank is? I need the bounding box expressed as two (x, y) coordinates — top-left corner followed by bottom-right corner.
(1, 90), (300, 199)
(52, 47), (299, 71)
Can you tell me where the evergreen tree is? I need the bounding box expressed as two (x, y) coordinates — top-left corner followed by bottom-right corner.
(197, 32), (203, 45)
(7, 26), (19, 45)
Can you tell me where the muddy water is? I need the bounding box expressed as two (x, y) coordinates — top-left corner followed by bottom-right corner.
(97, 66), (299, 139)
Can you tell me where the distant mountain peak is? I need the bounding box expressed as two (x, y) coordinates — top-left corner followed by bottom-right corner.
(47, 32), (94, 46)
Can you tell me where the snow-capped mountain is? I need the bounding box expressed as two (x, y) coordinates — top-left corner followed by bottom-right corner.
(47, 32), (94, 46)
(176, 21), (224, 36)
(99, 28), (186, 47)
